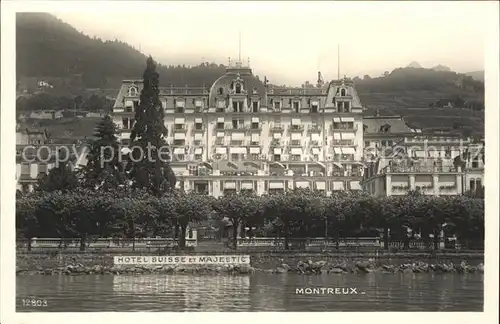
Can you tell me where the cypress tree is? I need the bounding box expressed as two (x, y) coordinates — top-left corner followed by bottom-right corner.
(129, 56), (176, 195)
(82, 115), (126, 190)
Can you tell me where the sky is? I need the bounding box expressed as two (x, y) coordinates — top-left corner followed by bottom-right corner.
(44, 1), (494, 85)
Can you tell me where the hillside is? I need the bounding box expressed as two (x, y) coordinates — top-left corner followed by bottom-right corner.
(16, 13), (484, 136)
(465, 71), (485, 82)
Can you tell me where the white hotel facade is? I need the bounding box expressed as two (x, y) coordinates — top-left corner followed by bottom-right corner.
(110, 60), (484, 197)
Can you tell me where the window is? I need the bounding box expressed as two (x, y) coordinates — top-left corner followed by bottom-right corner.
(273, 154), (281, 161)
(195, 123), (203, 130)
(232, 120), (238, 129)
(476, 179), (482, 189)
(231, 154), (240, 160)
(218, 87), (223, 95)
(233, 101), (238, 112)
(21, 163), (30, 175)
(251, 122), (259, 129)
(195, 154), (202, 160)
(174, 139), (185, 146)
(177, 154), (185, 161)
(235, 83), (242, 94)
(38, 163), (48, 175)
(311, 104), (318, 113)
(252, 87), (258, 94)
(364, 141), (370, 147)
(174, 124), (184, 130)
(176, 107), (184, 113)
(252, 101), (259, 112)
(128, 86), (138, 97)
(343, 101), (350, 112)
(122, 117), (129, 129)
(337, 102), (343, 112)
(341, 88), (346, 96)
(291, 155), (301, 161)
(472, 159), (479, 168)
(293, 101), (299, 112)
(217, 122), (224, 129)
(469, 179), (476, 192)
(274, 101), (281, 110)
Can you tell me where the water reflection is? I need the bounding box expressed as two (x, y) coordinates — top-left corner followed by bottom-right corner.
(16, 273), (483, 312)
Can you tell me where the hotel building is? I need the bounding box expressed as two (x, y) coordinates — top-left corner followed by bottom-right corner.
(112, 60), (365, 197)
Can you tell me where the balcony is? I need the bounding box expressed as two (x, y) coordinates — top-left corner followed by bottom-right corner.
(193, 125), (205, 132)
(289, 125), (304, 132)
(173, 125), (186, 132)
(225, 125), (246, 131)
(308, 125), (322, 133)
(289, 140), (302, 147)
(331, 124), (357, 132)
(270, 139), (281, 147)
(246, 124), (262, 131)
(386, 165), (459, 174)
(332, 140), (355, 146)
(270, 125), (284, 132)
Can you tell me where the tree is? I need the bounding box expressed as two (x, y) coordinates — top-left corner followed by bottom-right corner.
(36, 160), (79, 193)
(212, 191), (263, 249)
(81, 115), (126, 190)
(174, 191), (212, 248)
(128, 57), (176, 195)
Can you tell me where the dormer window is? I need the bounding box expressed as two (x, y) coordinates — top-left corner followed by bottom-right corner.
(380, 124), (391, 133)
(341, 88), (346, 96)
(235, 83), (242, 94)
(218, 87), (223, 95)
(252, 87), (258, 95)
(128, 86), (138, 97)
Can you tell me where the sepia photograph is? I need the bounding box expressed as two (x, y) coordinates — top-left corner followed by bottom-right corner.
(1, 0), (499, 323)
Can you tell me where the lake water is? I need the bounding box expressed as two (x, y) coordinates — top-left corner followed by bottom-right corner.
(16, 273), (483, 312)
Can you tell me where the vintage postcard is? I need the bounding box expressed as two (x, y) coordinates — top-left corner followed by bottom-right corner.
(1, 1), (498, 324)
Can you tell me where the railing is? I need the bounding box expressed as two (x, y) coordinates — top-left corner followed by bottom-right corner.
(387, 165), (459, 173)
(332, 140), (354, 146)
(235, 237), (381, 248)
(18, 237), (198, 251)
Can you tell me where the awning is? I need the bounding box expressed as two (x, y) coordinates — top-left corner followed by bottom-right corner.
(333, 117), (341, 123)
(274, 148), (282, 154)
(125, 100), (133, 107)
(350, 181), (361, 190)
(333, 181), (344, 190)
(216, 147), (227, 154)
(311, 101), (319, 106)
(316, 181), (326, 190)
(333, 133), (342, 140)
(311, 134), (320, 141)
(273, 133), (282, 139)
(195, 118), (203, 123)
(194, 133), (203, 140)
(227, 162), (238, 169)
(216, 132), (224, 138)
(224, 181), (236, 189)
(231, 132), (245, 140)
(250, 147), (260, 154)
(342, 133), (355, 140)
(251, 134), (260, 142)
(296, 181), (309, 188)
(174, 117), (185, 124)
(270, 161), (285, 169)
(217, 117), (225, 122)
(174, 133), (185, 140)
(176, 101), (185, 108)
(312, 148), (320, 155)
(333, 162), (343, 169)
(291, 148), (302, 155)
(243, 161), (260, 169)
(292, 118), (301, 125)
(199, 162), (212, 169)
(342, 117), (355, 122)
(269, 181), (284, 189)
(121, 147), (131, 154)
(217, 101), (225, 108)
(342, 147), (355, 154)
(174, 148), (185, 154)
(195, 100), (202, 107)
(230, 147), (246, 154)
(194, 148), (203, 154)
(334, 147), (342, 154)
(251, 117), (259, 123)
(291, 133), (302, 140)
(241, 182), (254, 190)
